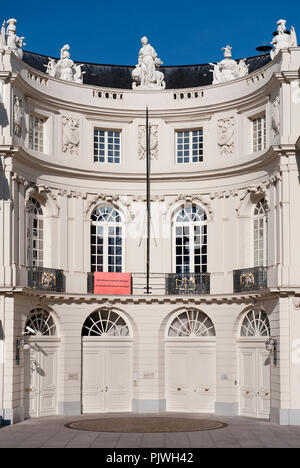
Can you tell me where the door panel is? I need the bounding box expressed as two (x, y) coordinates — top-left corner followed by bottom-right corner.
(39, 349), (58, 416)
(165, 344), (216, 413)
(239, 349), (257, 417)
(24, 345), (58, 418)
(106, 348), (132, 411)
(193, 350), (216, 412)
(82, 349), (105, 413)
(239, 346), (270, 419)
(166, 349), (191, 411)
(257, 349), (271, 418)
(82, 342), (132, 413)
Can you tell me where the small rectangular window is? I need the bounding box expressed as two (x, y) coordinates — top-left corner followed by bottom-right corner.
(252, 115), (266, 153)
(176, 129), (203, 164)
(29, 115), (45, 153)
(94, 129), (121, 163)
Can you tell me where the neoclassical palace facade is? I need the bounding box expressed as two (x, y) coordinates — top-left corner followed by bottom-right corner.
(1, 18), (300, 426)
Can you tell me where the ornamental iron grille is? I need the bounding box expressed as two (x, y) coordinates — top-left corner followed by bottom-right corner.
(166, 272), (210, 295)
(233, 266), (267, 292)
(254, 198), (267, 267)
(240, 310), (270, 337)
(168, 309), (215, 337)
(82, 309), (130, 337)
(27, 197), (43, 268)
(91, 205), (123, 273)
(175, 204), (207, 274)
(28, 267), (64, 292)
(25, 309), (57, 336)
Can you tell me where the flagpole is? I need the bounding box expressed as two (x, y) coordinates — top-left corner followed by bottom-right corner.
(146, 106), (151, 294)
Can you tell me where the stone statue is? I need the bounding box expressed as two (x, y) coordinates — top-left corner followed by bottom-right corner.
(13, 96), (23, 137)
(62, 116), (80, 155)
(217, 118), (234, 155)
(271, 96), (280, 137)
(74, 64), (85, 84)
(132, 36), (165, 90)
(210, 46), (249, 85)
(270, 19), (297, 59)
(0, 19), (25, 58)
(45, 45), (85, 84)
(44, 58), (57, 77)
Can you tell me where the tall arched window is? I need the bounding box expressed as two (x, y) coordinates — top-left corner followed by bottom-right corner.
(253, 199), (267, 267)
(27, 197), (43, 267)
(174, 204), (207, 273)
(91, 205), (123, 272)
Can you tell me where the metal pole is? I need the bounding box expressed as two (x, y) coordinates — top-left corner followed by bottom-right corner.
(146, 106), (151, 294)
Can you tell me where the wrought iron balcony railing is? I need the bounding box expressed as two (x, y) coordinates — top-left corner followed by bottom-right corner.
(233, 267), (268, 293)
(28, 267), (64, 292)
(87, 272), (210, 295)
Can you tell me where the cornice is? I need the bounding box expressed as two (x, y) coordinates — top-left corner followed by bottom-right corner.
(7, 145), (284, 184)
(8, 56), (282, 118)
(5, 287), (274, 305)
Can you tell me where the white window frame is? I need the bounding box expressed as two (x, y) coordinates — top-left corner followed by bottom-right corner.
(90, 205), (125, 273)
(93, 128), (121, 164)
(27, 197), (44, 267)
(251, 114), (266, 153)
(175, 128), (204, 164)
(253, 199), (268, 267)
(172, 204), (207, 274)
(29, 115), (46, 153)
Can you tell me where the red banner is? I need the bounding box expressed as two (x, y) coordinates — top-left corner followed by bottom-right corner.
(94, 272), (132, 295)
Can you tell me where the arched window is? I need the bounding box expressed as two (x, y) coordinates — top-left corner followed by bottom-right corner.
(253, 199), (267, 267)
(168, 309), (215, 337)
(25, 309), (56, 336)
(240, 310), (270, 337)
(27, 197), (43, 267)
(82, 309), (130, 337)
(174, 204), (207, 273)
(91, 205), (123, 272)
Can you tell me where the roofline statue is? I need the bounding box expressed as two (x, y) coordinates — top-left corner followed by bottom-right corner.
(270, 19), (298, 60)
(132, 36), (166, 90)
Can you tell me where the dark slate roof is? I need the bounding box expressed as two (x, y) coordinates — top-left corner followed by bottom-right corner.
(22, 51), (272, 90)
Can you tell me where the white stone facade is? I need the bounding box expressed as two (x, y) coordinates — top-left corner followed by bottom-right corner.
(1, 29), (300, 426)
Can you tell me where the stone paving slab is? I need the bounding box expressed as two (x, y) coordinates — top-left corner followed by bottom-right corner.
(0, 413), (299, 448)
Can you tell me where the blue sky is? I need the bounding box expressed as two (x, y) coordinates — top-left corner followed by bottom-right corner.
(1, 0), (300, 65)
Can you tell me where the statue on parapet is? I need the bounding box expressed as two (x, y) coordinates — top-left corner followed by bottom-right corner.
(132, 36), (165, 90)
(0, 19), (25, 59)
(44, 44), (85, 83)
(209, 45), (249, 85)
(270, 19), (297, 59)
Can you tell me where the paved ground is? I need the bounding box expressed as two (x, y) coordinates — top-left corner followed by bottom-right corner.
(0, 413), (300, 448)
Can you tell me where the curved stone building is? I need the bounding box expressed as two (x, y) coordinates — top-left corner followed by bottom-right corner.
(1, 19), (300, 425)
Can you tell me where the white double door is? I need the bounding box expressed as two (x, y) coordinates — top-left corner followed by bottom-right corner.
(238, 345), (270, 419)
(82, 339), (132, 413)
(165, 341), (216, 413)
(24, 341), (59, 418)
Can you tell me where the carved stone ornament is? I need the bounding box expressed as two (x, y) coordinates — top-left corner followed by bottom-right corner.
(62, 116), (79, 155)
(270, 19), (297, 60)
(217, 117), (234, 154)
(13, 96), (24, 138)
(45, 44), (86, 84)
(210, 46), (249, 85)
(138, 125), (158, 160)
(272, 96), (280, 138)
(132, 36), (165, 90)
(0, 18), (25, 59)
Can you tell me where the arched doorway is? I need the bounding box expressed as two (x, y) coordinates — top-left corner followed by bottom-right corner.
(237, 309), (271, 419)
(81, 309), (133, 413)
(165, 309), (216, 413)
(23, 308), (60, 418)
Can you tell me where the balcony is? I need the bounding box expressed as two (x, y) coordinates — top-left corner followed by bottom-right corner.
(233, 267), (268, 293)
(87, 272), (210, 295)
(28, 267), (64, 292)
